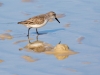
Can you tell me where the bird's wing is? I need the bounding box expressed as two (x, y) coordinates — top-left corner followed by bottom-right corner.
(18, 15), (45, 25)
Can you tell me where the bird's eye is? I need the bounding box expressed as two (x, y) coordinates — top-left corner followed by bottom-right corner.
(53, 14), (56, 16)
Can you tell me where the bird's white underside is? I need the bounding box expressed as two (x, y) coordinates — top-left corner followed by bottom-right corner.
(26, 20), (48, 28)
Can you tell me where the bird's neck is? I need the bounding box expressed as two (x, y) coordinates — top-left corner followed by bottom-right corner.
(45, 14), (51, 20)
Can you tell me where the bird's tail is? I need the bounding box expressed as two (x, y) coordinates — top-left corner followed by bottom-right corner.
(18, 22), (22, 24)
(18, 21), (28, 24)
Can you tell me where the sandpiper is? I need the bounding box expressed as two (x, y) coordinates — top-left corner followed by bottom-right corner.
(18, 11), (60, 36)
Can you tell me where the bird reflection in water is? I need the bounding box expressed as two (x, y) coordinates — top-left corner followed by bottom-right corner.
(20, 35), (53, 53)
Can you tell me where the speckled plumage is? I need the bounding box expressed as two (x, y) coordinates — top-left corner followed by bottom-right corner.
(18, 14), (47, 26)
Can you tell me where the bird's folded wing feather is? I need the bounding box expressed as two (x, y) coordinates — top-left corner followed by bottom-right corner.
(18, 15), (45, 25)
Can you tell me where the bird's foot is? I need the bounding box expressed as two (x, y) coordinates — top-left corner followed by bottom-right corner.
(27, 35), (29, 37)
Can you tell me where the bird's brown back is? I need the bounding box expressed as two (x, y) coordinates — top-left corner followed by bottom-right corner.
(18, 14), (47, 25)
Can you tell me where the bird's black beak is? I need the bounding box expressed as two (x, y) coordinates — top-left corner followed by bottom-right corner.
(55, 18), (60, 23)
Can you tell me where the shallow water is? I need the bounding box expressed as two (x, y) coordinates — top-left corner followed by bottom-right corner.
(0, 0), (100, 75)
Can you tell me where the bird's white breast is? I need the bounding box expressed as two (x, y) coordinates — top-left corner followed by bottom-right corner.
(26, 19), (48, 28)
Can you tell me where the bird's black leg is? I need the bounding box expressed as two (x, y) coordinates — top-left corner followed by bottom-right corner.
(36, 28), (39, 35)
(27, 27), (31, 37)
